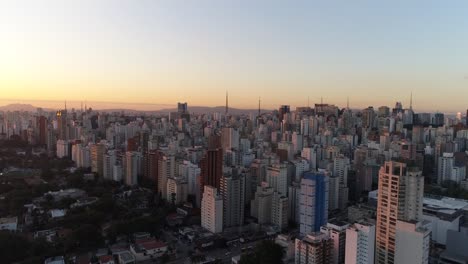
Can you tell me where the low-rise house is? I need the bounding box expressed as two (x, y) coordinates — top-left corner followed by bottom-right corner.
(130, 238), (168, 262)
(117, 251), (135, 264)
(0, 216), (18, 231)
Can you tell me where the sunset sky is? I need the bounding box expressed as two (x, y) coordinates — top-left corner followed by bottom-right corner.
(1, 1), (468, 112)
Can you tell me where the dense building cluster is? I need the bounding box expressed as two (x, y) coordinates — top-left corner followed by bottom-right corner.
(2, 100), (468, 264)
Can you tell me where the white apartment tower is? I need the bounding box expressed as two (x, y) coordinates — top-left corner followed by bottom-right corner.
(375, 161), (424, 264)
(266, 163), (288, 196)
(201, 186), (223, 233)
(394, 220), (431, 264)
(345, 219), (376, 264)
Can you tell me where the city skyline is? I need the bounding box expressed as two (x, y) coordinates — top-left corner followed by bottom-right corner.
(2, 1), (468, 112)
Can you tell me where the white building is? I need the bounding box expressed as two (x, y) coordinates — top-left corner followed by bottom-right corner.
(56, 139), (69, 158)
(395, 220), (431, 264)
(301, 147), (318, 171)
(103, 150), (116, 181)
(158, 154), (175, 198)
(166, 176), (188, 205)
(177, 160), (200, 197)
(266, 163), (288, 196)
(250, 182), (274, 224)
(201, 186), (223, 233)
(345, 219), (376, 264)
(438, 152), (461, 184)
(422, 196), (467, 245)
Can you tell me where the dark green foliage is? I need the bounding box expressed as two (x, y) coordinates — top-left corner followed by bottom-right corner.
(0, 231), (59, 263)
(239, 240), (284, 264)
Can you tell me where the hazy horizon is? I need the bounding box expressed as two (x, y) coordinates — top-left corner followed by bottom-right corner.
(0, 97), (461, 115)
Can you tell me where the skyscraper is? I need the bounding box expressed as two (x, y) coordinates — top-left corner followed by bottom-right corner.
(266, 163), (288, 196)
(91, 143), (105, 177)
(220, 170), (245, 228)
(158, 154), (175, 198)
(279, 105), (290, 122)
(56, 109), (68, 140)
(177, 102), (188, 114)
(345, 219), (376, 264)
(375, 161), (424, 264)
(300, 172), (329, 236)
(201, 186), (223, 233)
(199, 135), (223, 198)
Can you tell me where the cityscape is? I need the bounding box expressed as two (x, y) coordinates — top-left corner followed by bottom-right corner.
(2, 1), (468, 264)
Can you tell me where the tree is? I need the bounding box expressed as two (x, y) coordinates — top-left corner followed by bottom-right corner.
(239, 240), (284, 264)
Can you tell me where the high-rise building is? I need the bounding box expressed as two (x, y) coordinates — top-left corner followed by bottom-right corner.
(56, 139), (70, 158)
(221, 127), (239, 150)
(466, 109), (468, 126)
(300, 172), (329, 236)
(36, 116), (47, 145)
(199, 136), (223, 198)
(362, 107), (376, 128)
(272, 192), (288, 230)
(124, 151), (141, 186)
(295, 232), (333, 264)
(438, 152), (466, 184)
(177, 102), (188, 114)
(158, 154), (175, 198)
(279, 105), (290, 122)
(91, 143), (105, 177)
(145, 150), (161, 187)
(378, 106), (390, 118)
(321, 221), (349, 264)
(201, 186), (223, 233)
(266, 163), (288, 196)
(56, 109), (68, 140)
(329, 176), (340, 211)
(250, 182), (274, 225)
(345, 219), (376, 264)
(394, 220), (431, 264)
(375, 161), (424, 264)
(288, 182), (301, 225)
(220, 170), (245, 228)
(103, 150), (116, 180)
(166, 176), (187, 205)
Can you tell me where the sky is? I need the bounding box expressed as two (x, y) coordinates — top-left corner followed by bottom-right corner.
(1, 0), (468, 112)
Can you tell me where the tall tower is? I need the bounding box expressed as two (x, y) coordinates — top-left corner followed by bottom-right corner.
(299, 171), (329, 236)
(258, 97), (261, 116)
(410, 92), (413, 110)
(375, 161), (424, 264)
(56, 109), (68, 140)
(200, 135), (223, 199)
(225, 91), (229, 114)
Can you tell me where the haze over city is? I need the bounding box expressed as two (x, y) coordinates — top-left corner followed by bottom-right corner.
(3, 2), (468, 264)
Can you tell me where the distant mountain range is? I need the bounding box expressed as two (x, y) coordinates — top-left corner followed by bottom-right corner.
(0, 104), (52, 112)
(0, 103), (271, 115)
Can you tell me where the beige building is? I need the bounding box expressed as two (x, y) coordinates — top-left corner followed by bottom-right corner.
(201, 186), (223, 233)
(375, 161), (424, 264)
